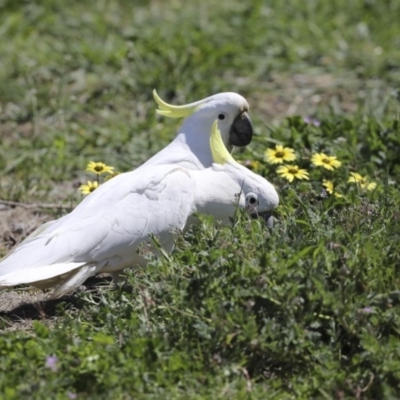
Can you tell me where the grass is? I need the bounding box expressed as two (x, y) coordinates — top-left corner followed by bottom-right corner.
(0, 0), (400, 398)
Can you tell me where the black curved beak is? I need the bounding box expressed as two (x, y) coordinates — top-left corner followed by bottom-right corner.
(250, 210), (275, 229)
(229, 112), (253, 147)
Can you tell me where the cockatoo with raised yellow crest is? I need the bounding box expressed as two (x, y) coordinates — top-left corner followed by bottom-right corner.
(143, 90), (253, 169)
(0, 120), (278, 299)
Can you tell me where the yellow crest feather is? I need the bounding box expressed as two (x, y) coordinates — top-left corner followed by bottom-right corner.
(210, 120), (236, 165)
(153, 89), (199, 118)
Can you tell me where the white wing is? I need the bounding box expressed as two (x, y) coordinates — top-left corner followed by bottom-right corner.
(0, 166), (195, 293)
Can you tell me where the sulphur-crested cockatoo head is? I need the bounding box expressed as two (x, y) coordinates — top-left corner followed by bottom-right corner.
(209, 120), (279, 224)
(149, 90), (253, 169)
(153, 90), (252, 148)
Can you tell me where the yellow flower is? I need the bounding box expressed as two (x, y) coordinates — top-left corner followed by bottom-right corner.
(86, 161), (114, 175)
(348, 173), (377, 191)
(322, 179), (344, 198)
(311, 153), (341, 170)
(277, 165), (309, 182)
(366, 182), (377, 191)
(265, 145), (296, 165)
(322, 179), (334, 194)
(348, 172), (363, 183)
(79, 180), (99, 195)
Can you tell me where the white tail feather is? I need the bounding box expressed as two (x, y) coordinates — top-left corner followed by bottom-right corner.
(49, 264), (104, 299)
(0, 262), (86, 287)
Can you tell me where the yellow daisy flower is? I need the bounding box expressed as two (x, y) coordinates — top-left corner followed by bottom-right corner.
(277, 165), (309, 182)
(311, 153), (341, 170)
(79, 180), (99, 195)
(348, 172), (363, 183)
(366, 182), (377, 191)
(86, 161), (114, 175)
(348, 173), (377, 191)
(265, 145), (296, 165)
(322, 179), (344, 198)
(322, 179), (334, 194)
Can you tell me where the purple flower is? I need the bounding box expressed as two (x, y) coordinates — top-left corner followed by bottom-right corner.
(67, 392), (77, 399)
(45, 355), (58, 372)
(303, 116), (320, 127)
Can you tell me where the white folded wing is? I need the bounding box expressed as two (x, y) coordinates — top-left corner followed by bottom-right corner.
(0, 166), (195, 297)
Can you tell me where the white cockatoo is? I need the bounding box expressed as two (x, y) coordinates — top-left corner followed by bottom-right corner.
(141, 90), (253, 169)
(14, 90), (254, 249)
(0, 121), (278, 299)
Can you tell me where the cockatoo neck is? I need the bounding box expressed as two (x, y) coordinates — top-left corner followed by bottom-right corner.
(139, 113), (232, 170)
(139, 118), (218, 170)
(176, 117), (231, 168)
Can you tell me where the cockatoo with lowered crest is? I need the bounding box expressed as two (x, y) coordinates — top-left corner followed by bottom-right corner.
(142, 90), (253, 169)
(23, 91), (254, 232)
(0, 121), (278, 299)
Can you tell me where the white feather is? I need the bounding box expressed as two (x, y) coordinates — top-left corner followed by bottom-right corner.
(0, 262), (86, 287)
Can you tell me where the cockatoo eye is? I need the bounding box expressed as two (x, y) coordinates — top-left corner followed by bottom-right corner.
(218, 113), (226, 120)
(245, 192), (259, 207)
